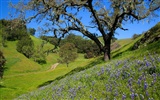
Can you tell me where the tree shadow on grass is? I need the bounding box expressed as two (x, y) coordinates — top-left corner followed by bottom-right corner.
(37, 57), (104, 88)
(0, 85), (6, 88)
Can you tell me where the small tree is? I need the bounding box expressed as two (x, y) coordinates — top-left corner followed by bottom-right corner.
(28, 28), (36, 36)
(58, 43), (78, 67)
(32, 45), (46, 64)
(0, 51), (6, 79)
(16, 35), (34, 58)
(132, 34), (141, 40)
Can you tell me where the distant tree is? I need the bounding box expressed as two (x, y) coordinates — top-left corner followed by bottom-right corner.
(0, 19), (27, 41)
(32, 45), (46, 64)
(112, 36), (118, 43)
(132, 34), (141, 40)
(58, 43), (78, 67)
(28, 28), (36, 36)
(84, 40), (100, 59)
(16, 35), (34, 58)
(61, 34), (85, 53)
(40, 36), (59, 46)
(61, 34), (100, 57)
(0, 26), (7, 47)
(0, 51), (6, 79)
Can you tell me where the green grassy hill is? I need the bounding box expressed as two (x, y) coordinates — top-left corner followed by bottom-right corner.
(0, 22), (160, 99)
(0, 36), (95, 99)
(14, 22), (160, 99)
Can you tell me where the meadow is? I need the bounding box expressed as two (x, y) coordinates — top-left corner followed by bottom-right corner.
(0, 23), (160, 99)
(0, 36), (96, 99)
(15, 41), (160, 100)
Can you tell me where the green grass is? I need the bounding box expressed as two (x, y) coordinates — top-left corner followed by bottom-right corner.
(14, 41), (160, 100)
(2, 41), (42, 76)
(111, 35), (143, 58)
(31, 36), (54, 51)
(0, 38), (95, 99)
(0, 22), (160, 99)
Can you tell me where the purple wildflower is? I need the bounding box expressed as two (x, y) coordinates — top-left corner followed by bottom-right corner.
(146, 91), (149, 97)
(100, 67), (105, 75)
(144, 81), (148, 90)
(130, 93), (135, 100)
(128, 78), (132, 87)
(92, 81), (95, 86)
(122, 94), (126, 100)
(137, 79), (141, 86)
(145, 60), (150, 67)
(90, 95), (92, 99)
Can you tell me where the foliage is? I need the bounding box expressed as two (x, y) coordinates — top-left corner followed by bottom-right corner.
(132, 22), (160, 50)
(58, 43), (78, 67)
(132, 34), (141, 40)
(28, 28), (36, 36)
(84, 41), (100, 59)
(0, 24), (7, 47)
(12, 0), (160, 61)
(0, 27), (159, 99)
(61, 34), (100, 58)
(0, 19), (27, 41)
(32, 45), (46, 64)
(40, 36), (59, 46)
(0, 51), (6, 79)
(16, 35), (34, 58)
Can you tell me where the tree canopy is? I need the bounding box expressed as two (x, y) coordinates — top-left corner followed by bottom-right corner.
(16, 35), (34, 58)
(12, 0), (160, 61)
(28, 28), (36, 36)
(58, 43), (78, 67)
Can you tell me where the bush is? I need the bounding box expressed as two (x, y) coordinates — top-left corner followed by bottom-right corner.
(0, 51), (6, 79)
(132, 34), (141, 40)
(16, 35), (34, 58)
(32, 45), (46, 65)
(84, 52), (95, 59)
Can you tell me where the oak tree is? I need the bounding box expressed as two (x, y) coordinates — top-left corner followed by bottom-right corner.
(58, 43), (78, 67)
(12, 0), (160, 61)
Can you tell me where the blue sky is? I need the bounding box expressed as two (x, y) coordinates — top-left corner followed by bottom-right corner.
(1, 0), (160, 39)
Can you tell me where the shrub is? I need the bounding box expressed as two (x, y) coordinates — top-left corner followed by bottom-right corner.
(132, 33), (141, 40)
(0, 50), (6, 79)
(16, 35), (34, 58)
(32, 45), (46, 64)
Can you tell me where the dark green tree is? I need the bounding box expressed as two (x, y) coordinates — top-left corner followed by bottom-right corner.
(0, 19), (27, 41)
(58, 43), (78, 67)
(132, 34), (141, 40)
(28, 28), (36, 36)
(16, 35), (34, 58)
(0, 50), (6, 79)
(12, 0), (160, 61)
(32, 42), (46, 64)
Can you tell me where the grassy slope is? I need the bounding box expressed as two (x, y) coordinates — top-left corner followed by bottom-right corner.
(14, 23), (160, 99)
(1, 22), (159, 99)
(15, 40), (160, 100)
(0, 36), (95, 99)
(0, 37), (148, 99)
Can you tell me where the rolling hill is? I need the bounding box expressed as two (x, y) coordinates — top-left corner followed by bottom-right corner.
(0, 22), (160, 99)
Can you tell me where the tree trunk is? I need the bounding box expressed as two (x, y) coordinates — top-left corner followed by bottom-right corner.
(103, 43), (111, 61)
(66, 62), (69, 67)
(103, 34), (111, 61)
